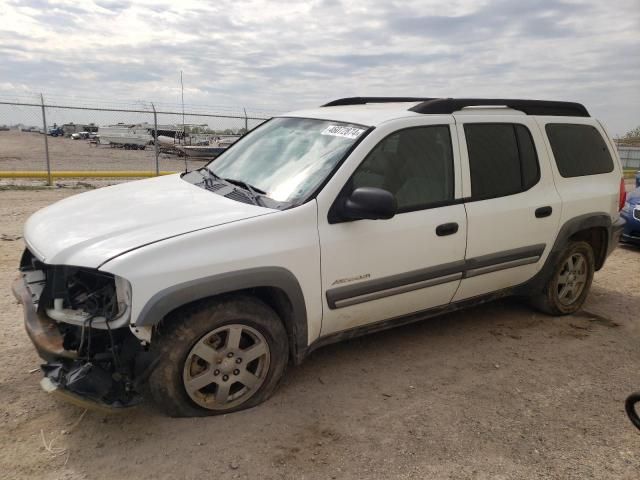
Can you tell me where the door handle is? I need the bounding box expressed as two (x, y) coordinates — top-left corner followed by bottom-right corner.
(436, 222), (459, 236)
(535, 206), (553, 218)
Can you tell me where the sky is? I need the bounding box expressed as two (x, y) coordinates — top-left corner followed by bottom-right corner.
(0, 0), (638, 134)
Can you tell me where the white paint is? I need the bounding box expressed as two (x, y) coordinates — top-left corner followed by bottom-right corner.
(21, 104), (623, 349)
(23, 173), (276, 267)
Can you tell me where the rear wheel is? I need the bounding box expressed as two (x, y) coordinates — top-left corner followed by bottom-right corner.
(147, 295), (288, 417)
(531, 241), (595, 315)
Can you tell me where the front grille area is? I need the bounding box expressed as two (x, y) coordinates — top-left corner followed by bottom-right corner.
(634, 208), (640, 221)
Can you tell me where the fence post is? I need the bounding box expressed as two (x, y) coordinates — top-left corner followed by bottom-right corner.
(40, 93), (52, 185)
(243, 107), (248, 132)
(151, 103), (159, 176)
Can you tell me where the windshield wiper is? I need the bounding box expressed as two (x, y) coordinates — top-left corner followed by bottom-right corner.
(208, 170), (222, 181)
(223, 178), (266, 205)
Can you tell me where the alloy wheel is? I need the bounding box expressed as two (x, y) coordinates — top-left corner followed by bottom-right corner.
(556, 253), (588, 306)
(182, 324), (270, 410)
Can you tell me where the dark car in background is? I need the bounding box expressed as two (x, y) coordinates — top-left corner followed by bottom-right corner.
(621, 187), (640, 245)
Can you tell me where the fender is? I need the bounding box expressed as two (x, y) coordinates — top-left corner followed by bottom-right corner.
(553, 213), (611, 253)
(134, 267), (308, 359)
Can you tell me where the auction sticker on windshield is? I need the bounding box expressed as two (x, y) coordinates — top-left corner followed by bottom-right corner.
(321, 125), (365, 140)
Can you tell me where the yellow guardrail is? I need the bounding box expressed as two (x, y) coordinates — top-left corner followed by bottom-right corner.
(0, 171), (177, 179)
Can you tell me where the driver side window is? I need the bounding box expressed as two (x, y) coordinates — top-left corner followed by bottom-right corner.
(351, 125), (454, 212)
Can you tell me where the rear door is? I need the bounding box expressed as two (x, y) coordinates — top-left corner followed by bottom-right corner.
(452, 113), (562, 301)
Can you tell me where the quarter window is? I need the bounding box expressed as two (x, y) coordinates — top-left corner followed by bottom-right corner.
(545, 124), (614, 177)
(464, 124), (540, 200)
(351, 126), (454, 212)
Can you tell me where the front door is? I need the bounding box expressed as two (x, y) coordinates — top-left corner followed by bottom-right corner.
(317, 118), (468, 336)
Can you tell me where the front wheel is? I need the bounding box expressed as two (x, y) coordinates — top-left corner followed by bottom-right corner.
(531, 241), (595, 316)
(147, 295), (289, 417)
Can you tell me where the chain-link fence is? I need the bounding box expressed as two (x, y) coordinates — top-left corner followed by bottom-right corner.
(0, 93), (275, 184)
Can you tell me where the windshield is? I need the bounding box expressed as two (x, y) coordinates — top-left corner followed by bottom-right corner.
(208, 117), (368, 204)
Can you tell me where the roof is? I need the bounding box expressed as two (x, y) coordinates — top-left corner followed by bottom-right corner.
(284, 97), (590, 127)
(285, 102), (423, 127)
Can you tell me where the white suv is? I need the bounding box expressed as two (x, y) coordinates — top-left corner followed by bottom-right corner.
(13, 97), (626, 416)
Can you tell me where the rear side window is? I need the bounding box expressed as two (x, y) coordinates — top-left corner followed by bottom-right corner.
(464, 124), (540, 200)
(545, 124), (614, 177)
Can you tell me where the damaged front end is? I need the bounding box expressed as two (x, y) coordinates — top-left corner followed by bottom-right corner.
(13, 249), (152, 411)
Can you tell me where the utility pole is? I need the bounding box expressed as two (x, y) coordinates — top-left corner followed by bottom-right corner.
(40, 93), (52, 185)
(180, 70), (186, 145)
(152, 103), (159, 176)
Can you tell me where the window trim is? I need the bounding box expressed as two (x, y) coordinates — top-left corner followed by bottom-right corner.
(463, 122), (541, 203)
(544, 123), (615, 178)
(329, 124), (457, 222)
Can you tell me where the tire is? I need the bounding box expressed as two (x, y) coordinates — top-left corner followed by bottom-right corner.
(531, 241), (595, 316)
(147, 295), (289, 417)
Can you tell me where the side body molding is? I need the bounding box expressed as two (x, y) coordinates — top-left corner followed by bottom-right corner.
(326, 244), (546, 310)
(134, 267), (308, 358)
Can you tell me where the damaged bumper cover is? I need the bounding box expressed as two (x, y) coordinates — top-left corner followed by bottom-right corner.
(39, 362), (143, 412)
(12, 275), (147, 411)
(12, 277), (71, 362)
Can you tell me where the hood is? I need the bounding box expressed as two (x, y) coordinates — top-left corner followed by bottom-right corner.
(24, 174), (275, 268)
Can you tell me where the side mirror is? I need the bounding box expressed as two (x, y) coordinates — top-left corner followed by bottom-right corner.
(340, 187), (397, 221)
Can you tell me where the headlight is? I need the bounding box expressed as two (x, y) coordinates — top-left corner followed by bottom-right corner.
(44, 266), (131, 328)
(114, 275), (132, 312)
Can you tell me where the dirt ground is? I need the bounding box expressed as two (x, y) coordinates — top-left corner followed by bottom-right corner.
(0, 187), (639, 480)
(0, 130), (206, 172)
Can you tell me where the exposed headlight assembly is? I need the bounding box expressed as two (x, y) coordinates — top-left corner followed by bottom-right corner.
(44, 266), (132, 330)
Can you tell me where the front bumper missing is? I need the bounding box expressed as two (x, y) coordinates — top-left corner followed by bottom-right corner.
(40, 377), (138, 413)
(40, 361), (143, 411)
(13, 276), (142, 412)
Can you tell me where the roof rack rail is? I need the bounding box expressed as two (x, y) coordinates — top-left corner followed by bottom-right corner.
(322, 97), (436, 107)
(408, 98), (589, 117)
(321, 97), (590, 117)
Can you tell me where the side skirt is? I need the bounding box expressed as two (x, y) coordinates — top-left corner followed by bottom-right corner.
(301, 288), (513, 359)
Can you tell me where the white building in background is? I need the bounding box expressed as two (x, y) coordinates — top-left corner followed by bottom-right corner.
(617, 144), (640, 170)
